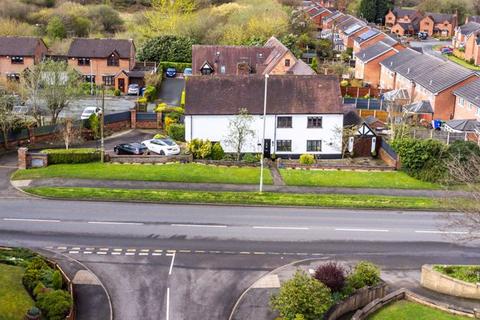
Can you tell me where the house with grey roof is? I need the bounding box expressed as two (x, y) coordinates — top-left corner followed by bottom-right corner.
(452, 22), (480, 49)
(453, 78), (480, 121)
(419, 12), (457, 37)
(379, 48), (421, 89)
(0, 36), (48, 81)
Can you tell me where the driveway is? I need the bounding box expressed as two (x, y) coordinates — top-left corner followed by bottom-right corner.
(158, 78), (185, 106)
(409, 39), (450, 61)
(0, 151), (25, 198)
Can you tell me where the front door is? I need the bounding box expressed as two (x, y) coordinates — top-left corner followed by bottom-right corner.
(118, 78), (125, 93)
(263, 139), (271, 159)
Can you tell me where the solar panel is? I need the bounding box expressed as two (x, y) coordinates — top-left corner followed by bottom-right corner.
(359, 29), (379, 41)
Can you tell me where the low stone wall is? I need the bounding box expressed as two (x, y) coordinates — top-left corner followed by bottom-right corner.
(108, 154), (192, 164)
(194, 159), (260, 167)
(18, 148), (49, 169)
(421, 264), (480, 300)
(352, 288), (479, 319)
(378, 147), (399, 169)
(324, 282), (387, 320)
(277, 159), (394, 171)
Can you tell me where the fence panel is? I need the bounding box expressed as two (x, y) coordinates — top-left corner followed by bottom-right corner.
(137, 112), (157, 121)
(33, 124), (59, 136)
(381, 139), (397, 159)
(8, 128), (29, 141)
(104, 111), (131, 124)
(411, 129), (467, 145)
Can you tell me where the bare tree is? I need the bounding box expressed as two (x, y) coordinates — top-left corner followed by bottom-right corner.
(0, 94), (17, 150)
(21, 63), (45, 126)
(443, 151), (480, 242)
(224, 108), (255, 161)
(57, 118), (83, 150)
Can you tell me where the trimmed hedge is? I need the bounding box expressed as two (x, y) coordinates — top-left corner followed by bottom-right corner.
(41, 148), (101, 164)
(159, 61), (192, 72)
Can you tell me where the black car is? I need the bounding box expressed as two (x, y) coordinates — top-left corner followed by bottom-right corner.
(113, 143), (149, 155)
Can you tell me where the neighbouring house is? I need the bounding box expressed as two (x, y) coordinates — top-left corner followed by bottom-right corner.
(354, 41), (403, 87)
(322, 11), (344, 30)
(391, 19), (421, 36)
(339, 20), (369, 49)
(184, 75), (344, 158)
(453, 79), (480, 120)
(463, 30), (480, 66)
(419, 12), (457, 37)
(0, 36), (48, 81)
(308, 6), (333, 29)
(452, 22), (480, 49)
(444, 119), (480, 139)
(379, 48), (421, 89)
(385, 8), (422, 28)
(67, 38), (155, 93)
(191, 37), (315, 76)
(353, 29), (385, 53)
(466, 16), (480, 24)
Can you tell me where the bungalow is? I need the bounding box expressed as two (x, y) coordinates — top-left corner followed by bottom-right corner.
(191, 37), (315, 76)
(379, 48), (421, 89)
(419, 12), (457, 37)
(0, 36), (48, 81)
(452, 22), (480, 49)
(385, 8), (422, 28)
(184, 75), (344, 158)
(453, 79), (480, 120)
(354, 41), (403, 87)
(67, 38), (136, 92)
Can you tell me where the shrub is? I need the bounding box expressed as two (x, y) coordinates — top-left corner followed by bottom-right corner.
(153, 133), (166, 139)
(137, 97), (148, 105)
(180, 89), (186, 107)
(271, 271), (333, 320)
(137, 35), (195, 63)
(52, 270), (63, 290)
(187, 139), (212, 159)
(447, 140), (480, 163)
(143, 85), (157, 102)
(159, 61), (192, 72)
(242, 153), (259, 163)
(167, 123), (185, 142)
(340, 80), (349, 87)
(164, 116), (176, 131)
(36, 289), (72, 320)
(41, 148), (101, 164)
(211, 142), (225, 160)
(314, 262), (346, 293)
(347, 261), (381, 290)
(113, 89), (121, 96)
(33, 282), (47, 298)
(89, 114), (100, 139)
(299, 154), (315, 165)
(22, 257), (51, 292)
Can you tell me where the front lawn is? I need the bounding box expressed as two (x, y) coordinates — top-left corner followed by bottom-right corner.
(280, 170), (439, 190)
(12, 162), (272, 185)
(25, 187), (453, 210)
(0, 264), (35, 320)
(368, 300), (471, 320)
(446, 55), (480, 71)
(434, 265), (480, 284)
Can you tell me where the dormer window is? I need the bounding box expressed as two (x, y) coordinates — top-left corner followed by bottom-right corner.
(200, 61), (214, 75)
(78, 58), (90, 66)
(285, 59), (291, 67)
(107, 53), (119, 66)
(11, 56), (24, 64)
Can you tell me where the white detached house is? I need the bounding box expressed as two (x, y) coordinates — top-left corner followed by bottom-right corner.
(184, 75), (344, 158)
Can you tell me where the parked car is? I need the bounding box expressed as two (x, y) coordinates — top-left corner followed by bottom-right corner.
(141, 138), (180, 155)
(113, 143), (150, 155)
(441, 47), (453, 55)
(80, 106), (101, 120)
(183, 68), (193, 77)
(166, 68), (177, 78)
(417, 31), (428, 40)
(127, 84), (140, 95)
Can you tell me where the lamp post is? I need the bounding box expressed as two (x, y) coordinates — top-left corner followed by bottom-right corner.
(259, 74), (269, 193)
(100, 85), (105, 163)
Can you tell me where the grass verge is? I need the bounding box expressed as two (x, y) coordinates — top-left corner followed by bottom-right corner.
(446, 55), (480, 71)
(12, 162), (272, 185)
(368, 300), (471, 320)
(0, 264), (34, 320)
(24, 187), (453, 210)
(280, 170), (439, 190)
(433, 265), (480, 284)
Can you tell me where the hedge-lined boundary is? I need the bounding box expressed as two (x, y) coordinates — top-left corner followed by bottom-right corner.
(41, 148), (101, 164)
(159, 61), (192, 71)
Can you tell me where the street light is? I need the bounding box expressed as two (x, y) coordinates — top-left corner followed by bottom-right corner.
(259, 74), (269, 193)
(100, 85), (105, 163)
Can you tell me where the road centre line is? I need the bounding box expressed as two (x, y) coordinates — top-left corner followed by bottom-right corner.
(3, 218), (61, 223)
(335, 228), (389, 232)
(253, 226), (309, 230)
(166, 287), (170, 320)
(168, 252), (176, 276)
(171, 223), (227, 228)
(87, 221), (143, 226)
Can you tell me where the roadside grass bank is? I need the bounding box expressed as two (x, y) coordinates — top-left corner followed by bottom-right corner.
(12, 162), (273, 185)
(367, 300), (471, 320)
(280, 169), (439, 190)
(24, 187), (456, 210)
(0, 264), (35, 320)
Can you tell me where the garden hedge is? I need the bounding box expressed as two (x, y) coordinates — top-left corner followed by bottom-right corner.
(41, 148), (101, 164)
(159, 61), (192, 72)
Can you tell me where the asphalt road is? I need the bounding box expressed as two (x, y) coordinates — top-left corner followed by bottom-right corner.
(158, 78), (185, 106)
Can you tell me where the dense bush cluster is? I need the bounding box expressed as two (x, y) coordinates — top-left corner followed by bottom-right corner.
(137, 35), (195, 63)
(167, 123), (185, 142)
(41, 148), (101, 164)
(186, 139), (230, 160)
(299, 154), (315, 165)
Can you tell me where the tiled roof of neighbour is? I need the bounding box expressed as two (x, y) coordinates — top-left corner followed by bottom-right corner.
(395, 54), (444, 80)
(403, 100), (433, 114)
(68, 38), (134, 58)
(453, 78), (480, 107)
(309, 7), (331, 17)
(380, 48), (421, 70)
(0, 36), (44, 56)
(323, 11), (343, 22)
(425, 12), (455, 23)
(185, 75), (343, 115)
(392, 8), (419, 18)
(287, 59), (316, 75)
(343, 23), (367, 35)
(414, 62), (476, 94)
(445, 119), (480, 131)
(458, 22), (480, 36)
(263, 36), (291, 74)
(355, 29), (380, 44)
(381, 35), (399, 46)
(467, 16), (480, 23)
(355, 42), (395, 63)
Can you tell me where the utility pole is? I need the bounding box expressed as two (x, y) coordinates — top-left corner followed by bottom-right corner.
(259, 74), (269, 193)
(100, 85), (105, 163)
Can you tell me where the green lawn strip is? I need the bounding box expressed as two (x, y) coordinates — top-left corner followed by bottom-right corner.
(446, 55), (480, 71)
(12, 162), (272, 185)
(433, 265), (480, 284)
(368, 300), (471, 320)
(280, 169), (439, 190)
(0, 264), (35, 320)
(24, 187), (452, 210)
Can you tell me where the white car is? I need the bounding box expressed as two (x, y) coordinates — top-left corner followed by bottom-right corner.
(128, 84), (140, 95)
(142, 138), (180, 155)
(80, 106), (101, 120)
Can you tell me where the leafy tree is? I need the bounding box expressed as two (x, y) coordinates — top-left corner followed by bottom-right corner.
(46, 16), (67, 39)
(315, 39), (334, 59)
(224, 108), (255, 161)
(0, 92), (18, 149)
(271, 271), (333, 320)
(142, 0), (197, 37)
(358, 0), (377, 22)
(87, 5), (124, 33)
(137, 35), (195, 63)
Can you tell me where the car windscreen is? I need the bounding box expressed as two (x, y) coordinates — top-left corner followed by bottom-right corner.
(161, 139), (175, 146)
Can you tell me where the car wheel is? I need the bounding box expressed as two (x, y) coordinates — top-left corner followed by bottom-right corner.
(160, 150), (165, 156)
(114, 149), (119, 155)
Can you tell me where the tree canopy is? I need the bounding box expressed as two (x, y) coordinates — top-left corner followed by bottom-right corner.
(137, 35), (195, 63)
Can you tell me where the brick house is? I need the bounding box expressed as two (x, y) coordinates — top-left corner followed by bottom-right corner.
(67, 38), (137, 92)
(466, 16), (480, 23)
(353, 29), (397, 53)
(419, 13), (457, 37)
(385, 8), (421, 28)
(452, 22), (480, 49)
(379, 48), (421, 90)
(191, 36), (315, 76)
(354, 41), (403, 87)
(453, 78), (480, 120)
(0, 36), (48, 81)
(308, 6), (333, 29)
(339, 19), (369, 49)
(322, 11), (344, 30)
(463, 31), (480, 65)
